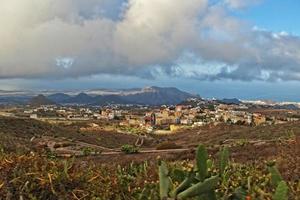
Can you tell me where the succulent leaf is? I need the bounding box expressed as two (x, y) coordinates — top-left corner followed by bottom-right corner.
(196, 144), (208, 181)
(177, 176), (219, 199)
(268, 165), (283, 187)
(159, 161), (171, 199)
(219, 147), (229, 177)
(171, 172), (196, 197)
(273, 181), (288, 200)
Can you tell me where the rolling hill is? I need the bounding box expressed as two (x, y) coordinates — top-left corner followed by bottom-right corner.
(29, 95), (56, 106)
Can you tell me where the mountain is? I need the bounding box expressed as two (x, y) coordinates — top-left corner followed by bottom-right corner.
(49, 87), (198, 105)
(29, 95), (56, 106)
(121, 86), (196, 105)
(218, 98), (242, 105)
(1, 87), (199, 106)
(48, 93), (71, 102)
(93, 95), (131, 105)
(274, 104), (299, 110)
(48, 92), (118, 105)
(63, 93), (95, 104)
(0, 96), (31, 105)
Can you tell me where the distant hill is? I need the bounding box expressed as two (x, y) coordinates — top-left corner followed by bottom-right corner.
(46, 86), (198, 105)
(179, 98), (206, 107)
(0, 96), (31, 105)
(218, 98), (242, 105)
(29, 95), (56, 106)
(274, 104), (300, 110)
(121, 86), (197, 105)
(63, 93), (95, 104)
(93, 95), (131, 105)
(48, 93), (71, 102)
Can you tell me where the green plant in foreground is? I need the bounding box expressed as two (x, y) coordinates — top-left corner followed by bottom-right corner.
(158, 144), (229, 200)
(121, 144), (140, 154)
(159, 160), (172, 199)
(267, 162), (283, 187)
(273, 181), (289, 200)
(157, 144), (289, 200)
(267, 162), (289, 200)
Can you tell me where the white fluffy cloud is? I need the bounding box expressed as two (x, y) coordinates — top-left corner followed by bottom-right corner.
(0, 0), (299, 81)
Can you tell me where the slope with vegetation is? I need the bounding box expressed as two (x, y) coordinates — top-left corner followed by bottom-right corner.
(0, 144), (299, 199)
(0, 117), (299, 199)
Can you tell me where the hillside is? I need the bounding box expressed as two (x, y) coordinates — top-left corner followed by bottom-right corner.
(218, 98), (242, 105)
(62, 92), (95, 104)
(0, 117), (299, 199)
(121, 86), (196, 105)
(46, 86), (198, 105)
(47, 93), (71, 102)
(0, 117), (140, 153)
(29, 94), (56, 106)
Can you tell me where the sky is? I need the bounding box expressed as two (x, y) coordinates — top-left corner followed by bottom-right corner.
(0, 0), (300, 101)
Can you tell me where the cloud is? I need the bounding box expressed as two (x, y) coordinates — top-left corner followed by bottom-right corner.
(0, 0), (299, 82)
(224, 0), (262, 9)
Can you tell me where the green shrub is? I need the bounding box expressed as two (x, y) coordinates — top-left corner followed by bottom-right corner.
(82, 147), (93, 156)
(121, 144), (139, 154)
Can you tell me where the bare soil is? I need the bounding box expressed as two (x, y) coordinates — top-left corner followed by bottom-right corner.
(1, 117), (299, 180)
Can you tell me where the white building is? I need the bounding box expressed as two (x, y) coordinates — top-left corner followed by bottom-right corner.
(30, 114), (38, 119)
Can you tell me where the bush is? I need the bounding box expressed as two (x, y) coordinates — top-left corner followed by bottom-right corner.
(121, 144), (139, 154)
(0, 153), (153, 199)
(82, 147), (93, 156)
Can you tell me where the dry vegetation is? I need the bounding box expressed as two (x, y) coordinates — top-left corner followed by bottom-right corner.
(0, 117), (299, 199)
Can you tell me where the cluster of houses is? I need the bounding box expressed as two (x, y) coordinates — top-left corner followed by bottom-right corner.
(17, 102), (300, 133)
(115, 103), (300, 132)
(22, 106), (99, 120)
(97, 104), (270, 132)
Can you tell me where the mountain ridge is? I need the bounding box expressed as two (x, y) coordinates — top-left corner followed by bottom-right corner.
(29, 94), (56, 106)
(46, 86), (198, 105)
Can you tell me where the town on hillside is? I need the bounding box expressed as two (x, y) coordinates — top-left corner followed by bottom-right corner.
(1, 97), (300, 135)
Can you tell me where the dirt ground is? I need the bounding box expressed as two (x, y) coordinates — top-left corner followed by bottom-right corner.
(0, 117), (142, 150)
(154, 122), (300, 147)
(1, 117), (299, 181)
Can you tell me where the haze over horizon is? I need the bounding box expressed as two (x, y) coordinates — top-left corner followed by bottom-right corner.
(0, 0), (300, 101)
